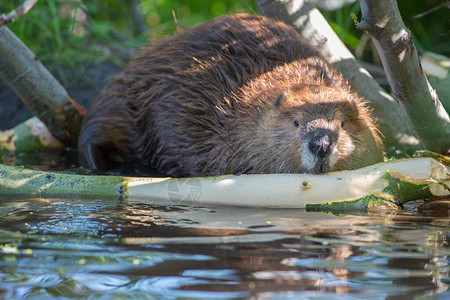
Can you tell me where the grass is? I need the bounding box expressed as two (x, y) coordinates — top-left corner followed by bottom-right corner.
(1, 0), (448, 86)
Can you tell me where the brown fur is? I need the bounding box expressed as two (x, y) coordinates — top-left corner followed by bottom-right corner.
(79, 13), (383, 177)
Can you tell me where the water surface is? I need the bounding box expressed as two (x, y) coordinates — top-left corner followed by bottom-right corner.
(0, 152), (449, 298)
(0, 195), (448, 299)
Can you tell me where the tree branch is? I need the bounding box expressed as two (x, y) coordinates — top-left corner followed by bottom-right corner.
(254, 0), (421, 154)
(413, 1), (450, 19)
(0, 26), (85, 148)
(0, 0), (38, 26)
(358, 0), (450, 155)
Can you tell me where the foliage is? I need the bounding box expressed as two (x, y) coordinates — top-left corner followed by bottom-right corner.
(139, 0), (259, 34)
(0, 0), (258, 84)
(0, 0), (448, 82)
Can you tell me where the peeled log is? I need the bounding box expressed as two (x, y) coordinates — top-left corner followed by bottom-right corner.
(0, 117), (63, 153)
(0, 158), (448, 209)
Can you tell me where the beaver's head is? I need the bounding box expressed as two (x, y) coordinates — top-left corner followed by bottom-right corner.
(249, 84), (382, 174)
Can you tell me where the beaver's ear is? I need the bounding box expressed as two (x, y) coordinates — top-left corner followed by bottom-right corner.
(347, 93), (365, 118)
(274, 90), (289, 108)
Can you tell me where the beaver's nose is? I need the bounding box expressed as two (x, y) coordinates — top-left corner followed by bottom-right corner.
(308, 134), (331, 158)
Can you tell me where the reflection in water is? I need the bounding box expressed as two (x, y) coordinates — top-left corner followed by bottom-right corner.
(0, 196), (448, 299)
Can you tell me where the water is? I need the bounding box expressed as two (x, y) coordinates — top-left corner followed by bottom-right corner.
(0, 152), (449, 298)
(0, 195), (448, 299)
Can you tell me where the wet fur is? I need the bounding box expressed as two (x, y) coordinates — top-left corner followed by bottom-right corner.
(79, 13), (383, 177)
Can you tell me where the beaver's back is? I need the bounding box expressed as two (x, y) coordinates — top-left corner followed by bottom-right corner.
(79, 14), (315, 174)
(79, 13), (383, 177)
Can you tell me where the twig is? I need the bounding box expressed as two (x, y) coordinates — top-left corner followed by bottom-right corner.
(417, 150), (450, 164)
(172, 10), (179, 31)
(0, 0), (38, 26)
(413, 1), (450, 19)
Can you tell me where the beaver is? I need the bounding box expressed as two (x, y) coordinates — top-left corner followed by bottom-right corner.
(78, 13), (383, 177)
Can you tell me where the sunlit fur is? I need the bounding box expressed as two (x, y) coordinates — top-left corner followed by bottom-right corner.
(79, 13), (383, 177)
(226, 79), (382, 174)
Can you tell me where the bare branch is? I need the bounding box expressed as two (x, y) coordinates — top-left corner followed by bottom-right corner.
(0, 0), (38, 26)
(358, 0), (450, 155)
(413, 1), (450, 19)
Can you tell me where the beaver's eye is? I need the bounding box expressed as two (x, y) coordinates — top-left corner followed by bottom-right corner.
(341, 121), (344, 128)
(293, 120), (300, 127)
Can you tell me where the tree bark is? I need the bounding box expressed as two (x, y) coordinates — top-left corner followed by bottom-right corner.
(254, 0), (421, 154)
(357, 0), (450, 155)
(0, 26), (85, 148)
